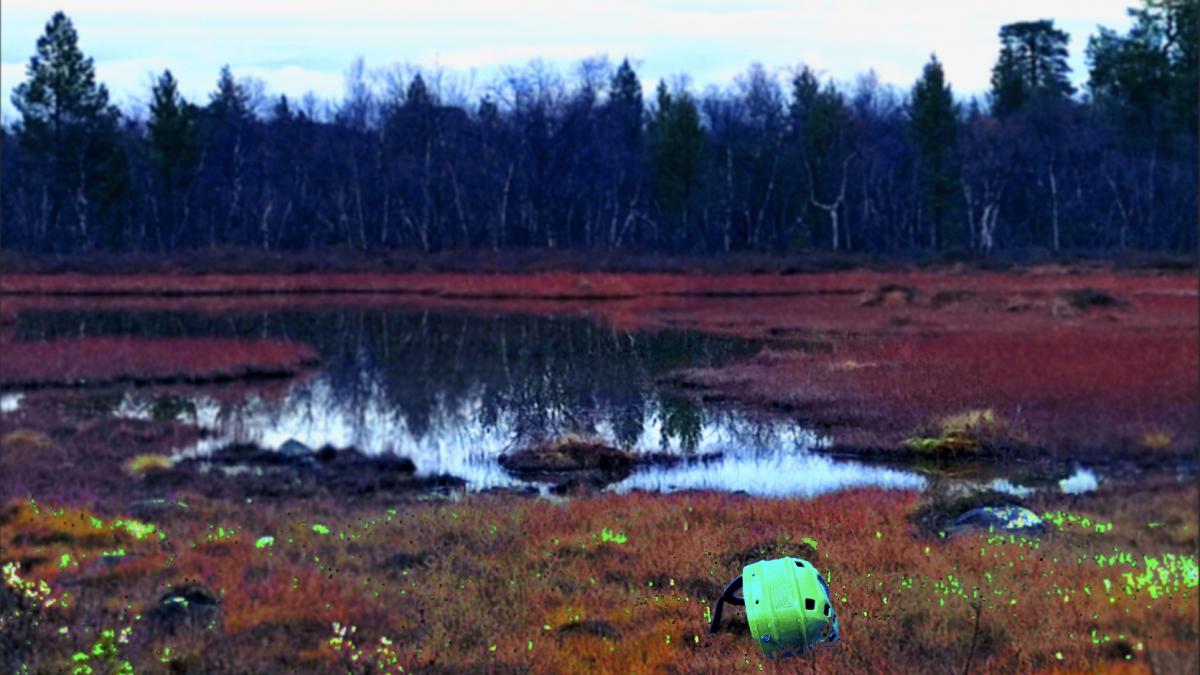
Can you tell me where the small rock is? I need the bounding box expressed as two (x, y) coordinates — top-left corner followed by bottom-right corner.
(372, 455), (417, 473)
(500, 437), (635, 473)
(279, 439), (314, 457)
(951, 505), (1044, 534)
(128, 498), (189, 517)
(148, 583), (221, 635)
(479, 485), (540, 497)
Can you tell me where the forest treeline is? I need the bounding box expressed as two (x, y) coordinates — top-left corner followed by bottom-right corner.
(1, 2), (1196, 257)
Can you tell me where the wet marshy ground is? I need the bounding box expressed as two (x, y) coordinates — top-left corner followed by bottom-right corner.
(1, 273), (1195, 674)
(3, 306), (1142, 499)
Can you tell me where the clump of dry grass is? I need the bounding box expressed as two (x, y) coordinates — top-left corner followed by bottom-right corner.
(1140, 430), (1173, 452)
(904, 409), (1022, 457)
(124, 453), (175, 476)
(860, 284), (917, 307)
(1, 429), (54, 452)
(828, 359), (879, 372)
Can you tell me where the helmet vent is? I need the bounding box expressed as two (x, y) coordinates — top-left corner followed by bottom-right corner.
(804, 598), (816, 611)
(823, 602), (831, 616)
(795, 560), (806, 567)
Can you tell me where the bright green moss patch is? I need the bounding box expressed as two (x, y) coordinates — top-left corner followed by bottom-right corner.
(595, 527), (627, 544)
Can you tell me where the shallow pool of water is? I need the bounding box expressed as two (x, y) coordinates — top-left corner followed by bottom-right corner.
(12, 306), (942, 496)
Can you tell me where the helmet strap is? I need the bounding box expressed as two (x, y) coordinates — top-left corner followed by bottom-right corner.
(709, 575), (744, 634)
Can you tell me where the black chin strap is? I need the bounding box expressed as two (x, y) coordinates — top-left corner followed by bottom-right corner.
(709, 576), (744, 634)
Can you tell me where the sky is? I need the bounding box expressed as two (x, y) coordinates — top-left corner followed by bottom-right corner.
(1, 0), (1137, 121)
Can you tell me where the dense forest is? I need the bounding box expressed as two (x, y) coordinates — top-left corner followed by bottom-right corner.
(1, 2), (1196, 256)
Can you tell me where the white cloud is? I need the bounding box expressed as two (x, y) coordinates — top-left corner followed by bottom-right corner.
(426, 45), (617, 71)
(2, 0), (1137, 119)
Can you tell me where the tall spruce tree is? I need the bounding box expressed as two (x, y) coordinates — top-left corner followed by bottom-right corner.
(910, 54), (959, 249)
(11, 11), (118, 249)
(209, 65), (252, 122)
(651, 80), (703, 248)
(406, 73), (435, 108)
(148, 70), (198, 249)
(1088, 0), (1198, 149)
(608, 59), (644, 146)
(989, 20), (1074, 116)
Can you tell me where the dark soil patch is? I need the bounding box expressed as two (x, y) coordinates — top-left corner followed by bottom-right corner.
(929, 289), (978, 308)
(380, 551), (432, 570)
(558, 620), (621, 640)
(156, 442), (461, 502)
(722, 538), (820, 569)
(1061, 288), (1125, 311)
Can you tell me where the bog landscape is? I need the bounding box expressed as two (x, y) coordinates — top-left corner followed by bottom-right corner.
(1, 2), (1197, 674)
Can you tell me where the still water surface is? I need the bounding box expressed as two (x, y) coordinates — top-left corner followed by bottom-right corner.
(15, 307), (1065, 497)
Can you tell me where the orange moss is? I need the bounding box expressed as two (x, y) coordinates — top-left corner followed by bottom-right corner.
(3, 483), (1195, 673)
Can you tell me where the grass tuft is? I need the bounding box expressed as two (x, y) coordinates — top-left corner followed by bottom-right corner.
(860, 284), (917, 307)
(904, 409), (1021, 457)
(1, 429), (54, 452)
(1141, 431), (1173, 452)
(123, 453), (175, 476)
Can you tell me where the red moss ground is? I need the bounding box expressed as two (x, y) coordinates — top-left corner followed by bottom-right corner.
(3, 268), (1194, 455)
(0, 337), (318, 388)
(1, 267), (1196, 673)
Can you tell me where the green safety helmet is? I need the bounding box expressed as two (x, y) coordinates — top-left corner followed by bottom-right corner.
(709, 557), (839, 658)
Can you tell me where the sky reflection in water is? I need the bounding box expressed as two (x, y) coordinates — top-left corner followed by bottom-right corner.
(29, 306), (931, 497)
(117, 379), (927, 496)
(14, 307), (1110, 497)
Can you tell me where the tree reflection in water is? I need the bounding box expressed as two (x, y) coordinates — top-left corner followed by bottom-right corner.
(17, 308), (926, 495)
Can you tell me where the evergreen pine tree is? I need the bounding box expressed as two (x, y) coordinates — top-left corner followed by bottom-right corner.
(149, 70), (197, 184)
(1087, 0), (1197, 150)
(910, 54), (959, 249)
(989, 20), (1074, 116)
(651, 81), (702, 247)
(209, 65), (252, 122)
(608, 59), (644, 145)
(406, 73), (435, 107)
(147, 69), (199, 248)
(11, 11), (119, 249)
